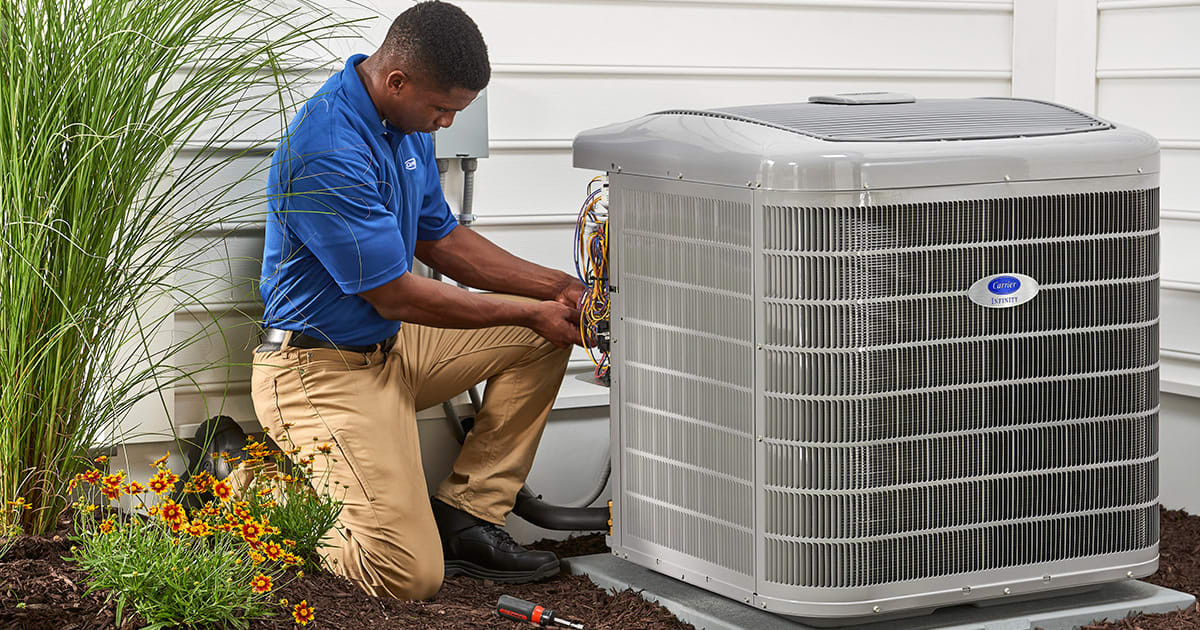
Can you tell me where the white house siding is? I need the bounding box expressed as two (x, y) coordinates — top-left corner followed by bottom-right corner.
(1095, 0), (1200, 512)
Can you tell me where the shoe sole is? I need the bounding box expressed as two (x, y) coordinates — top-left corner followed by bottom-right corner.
(444, 558), (561, 584)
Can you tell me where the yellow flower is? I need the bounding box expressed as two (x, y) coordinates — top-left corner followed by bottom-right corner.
(159, 501), (187, 525)
(263, 542), (284, 561)
(212, 480), (233, 501)
(250, 574), (273, 593)
(239, 520), (264, 543)
(186, 520), (211, 538)
(292, 600), (315, 626)
(153, 453), (169, 467)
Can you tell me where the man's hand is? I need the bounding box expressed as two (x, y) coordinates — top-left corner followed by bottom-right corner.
(553, 277), (587, 311)
(528, 300), (591, 348)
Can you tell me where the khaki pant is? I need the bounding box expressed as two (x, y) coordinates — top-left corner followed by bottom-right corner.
(249, 317), (571, 600)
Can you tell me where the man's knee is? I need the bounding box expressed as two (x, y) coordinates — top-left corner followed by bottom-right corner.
(389, 558), (443, 601)
(357, 537), (445, 601)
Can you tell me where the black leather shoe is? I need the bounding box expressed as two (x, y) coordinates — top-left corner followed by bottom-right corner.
(431, 498), (560, 583)
(175, 416), (251, 509)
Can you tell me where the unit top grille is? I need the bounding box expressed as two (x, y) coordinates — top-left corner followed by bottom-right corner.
(655, 98), (1112, 142)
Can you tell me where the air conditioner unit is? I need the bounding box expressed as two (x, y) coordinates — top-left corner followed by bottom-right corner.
(573, 95), (1160, 622)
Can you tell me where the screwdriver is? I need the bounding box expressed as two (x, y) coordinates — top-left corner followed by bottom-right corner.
(496, 594), (585, 629)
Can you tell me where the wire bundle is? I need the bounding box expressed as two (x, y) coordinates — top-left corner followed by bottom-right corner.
(574, 177), (610, 379)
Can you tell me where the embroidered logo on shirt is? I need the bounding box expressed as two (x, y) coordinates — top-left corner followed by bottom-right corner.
(404, 157), (417, 171)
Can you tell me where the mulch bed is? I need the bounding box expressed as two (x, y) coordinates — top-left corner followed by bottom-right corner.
(1082, 507), (1200, 630)
(3, 509), (1198, 629)
(0, 516), (689, 630)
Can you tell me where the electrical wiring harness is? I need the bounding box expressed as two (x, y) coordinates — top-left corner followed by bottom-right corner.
(574, 177), (610, 384)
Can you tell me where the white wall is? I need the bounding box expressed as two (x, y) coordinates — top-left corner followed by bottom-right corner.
(120, 0), (1200, 529)
(1094, 0), (1200, 511)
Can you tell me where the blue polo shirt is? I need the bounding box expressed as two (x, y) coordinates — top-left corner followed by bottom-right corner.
(261, 55), (457, 345)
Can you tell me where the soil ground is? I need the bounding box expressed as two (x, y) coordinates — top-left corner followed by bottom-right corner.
(1, 509), (1197, 629)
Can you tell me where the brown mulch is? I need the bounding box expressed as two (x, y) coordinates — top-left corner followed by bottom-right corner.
(1081, 507), (1200, 630)
(4, 509), (1199, 629)
(0, 519), (688, 630)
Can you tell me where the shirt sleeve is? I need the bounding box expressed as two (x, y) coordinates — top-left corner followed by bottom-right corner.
(271, 148), (410, 294)
(416, 134), (458, 241)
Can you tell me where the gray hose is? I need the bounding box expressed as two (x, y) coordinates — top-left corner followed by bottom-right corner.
(564, 457), (611, 508)
(459, 158), (477, 225)
(436, 158), (450, 190)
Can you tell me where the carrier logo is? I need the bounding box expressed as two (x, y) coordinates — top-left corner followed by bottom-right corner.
(987, 276), (1021, 295)
(969, 273), (1039, 308)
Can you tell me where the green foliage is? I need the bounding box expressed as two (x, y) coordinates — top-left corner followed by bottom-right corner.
(0, 0), (364, 535)
(67, 434), (342, 627)
(234, 433), (344, 568)
(70, 508), (284, 630)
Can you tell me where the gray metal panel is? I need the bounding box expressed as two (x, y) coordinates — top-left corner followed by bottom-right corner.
(434, 89), (488, 158)
(661, 98), (1111, 142)
(610, 175), (757, 596)
(572, 99), (1158, 192)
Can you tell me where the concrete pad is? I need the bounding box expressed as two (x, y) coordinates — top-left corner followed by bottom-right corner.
(564, 554), (1195, 630)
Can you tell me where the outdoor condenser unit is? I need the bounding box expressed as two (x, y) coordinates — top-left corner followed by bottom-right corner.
(573, 94), (1160, 621)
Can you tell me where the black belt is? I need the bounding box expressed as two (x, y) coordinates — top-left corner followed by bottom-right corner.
(258, 328), (396, 354)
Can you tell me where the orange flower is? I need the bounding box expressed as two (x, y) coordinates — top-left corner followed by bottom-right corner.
(81, 469), (102, 485)
(148, 477), (171, 495)
(94, 455), (109, 464)
(250, 574), (272, 593)
(249, 550), (266, 565)
(100, 484), (121, 501)
(212, 480), (233, 501)
(316, 443), (333, 454)
(292, 600), (314, 626)
(98, 518), (115, 534)
(153, 453), (169, 467)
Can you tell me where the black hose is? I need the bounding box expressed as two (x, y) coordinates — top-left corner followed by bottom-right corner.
(512, 486), (609, 531)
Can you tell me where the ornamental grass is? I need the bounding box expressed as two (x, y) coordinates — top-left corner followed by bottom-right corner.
(0, 0), (362, 538)
(67, 430), (341, 628)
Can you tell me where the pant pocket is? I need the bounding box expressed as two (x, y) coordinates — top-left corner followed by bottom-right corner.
(329, 426), (377, 504)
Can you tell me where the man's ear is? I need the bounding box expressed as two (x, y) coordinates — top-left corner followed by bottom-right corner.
(385, 69), (410, 95)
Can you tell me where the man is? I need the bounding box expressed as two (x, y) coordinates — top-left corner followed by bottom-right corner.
(252, 1), (586, 600)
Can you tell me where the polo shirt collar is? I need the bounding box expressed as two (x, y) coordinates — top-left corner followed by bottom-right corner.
(341, 54), (389, 136)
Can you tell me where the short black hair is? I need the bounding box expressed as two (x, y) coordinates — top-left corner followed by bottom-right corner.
(384, 1), (490, 92)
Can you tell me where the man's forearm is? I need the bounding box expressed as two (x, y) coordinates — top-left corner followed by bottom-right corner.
(362, 271), (535, 329)
(417, 226), (575, 301)
(359, 271), (584, 347)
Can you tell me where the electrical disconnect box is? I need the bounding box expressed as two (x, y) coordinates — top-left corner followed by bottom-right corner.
(434, 88), (488, 159)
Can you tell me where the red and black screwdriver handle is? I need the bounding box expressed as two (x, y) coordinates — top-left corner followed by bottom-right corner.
(496, 595), (584, 629)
